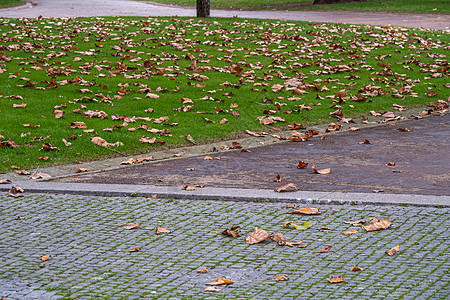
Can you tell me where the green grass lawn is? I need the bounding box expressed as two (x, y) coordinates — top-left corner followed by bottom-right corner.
(147, 0), (450, 14)
(0, 0), (23, 9)
(0, 16), (448, 173)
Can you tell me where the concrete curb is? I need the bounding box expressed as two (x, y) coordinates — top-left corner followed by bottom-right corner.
(1, 181), (449, 207)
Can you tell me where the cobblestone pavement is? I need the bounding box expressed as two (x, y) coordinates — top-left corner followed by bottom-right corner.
(1, 193), (448, 299)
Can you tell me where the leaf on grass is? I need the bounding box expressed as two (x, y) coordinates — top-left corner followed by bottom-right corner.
(13, 102), (27, 108)
(276, 183), (298, 193)
(222, 225), (241, 238)
(129, 246), (141, 252)
(123, 223), (140, 230)
(386, 245), (400, 256)
(54, 110), (65, 118)
(91, 137), (123, 148)
(343, 229), (358, 235)
(351, 266), (364, 271)
(319, 246), (332, 253)
(138, 136), (156, 144)
(274, 274), (289, 281)
(362, 219), (392, 232)
(246, 227), (271, 244)
(296, 161), (308, 169)
(29, 172), (51, 180)
(42, 142), (59, 151)
(156, 226), (171, 234)
(8, 186), (24, 198)
(327, 276), (345, 283)
(197, 267), (209, 273)
(206, 277), (233, 286)
(69, 121), (87, 129)
(41, 255), (52, 262)
(288, 207), (321, 215)
(185, 134), (196, 144)
(312, 164), (331, 175)
(274, 172), (281, 182)
(62, 138), (71, 147)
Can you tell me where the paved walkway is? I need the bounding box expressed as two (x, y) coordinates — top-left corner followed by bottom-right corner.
(0, 0), (449, 30)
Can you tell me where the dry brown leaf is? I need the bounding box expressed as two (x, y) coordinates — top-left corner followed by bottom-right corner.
(327, 276), (345, 283)
(344, 219), (366, 226)
(129, 246), (141, 252)
(156, 226), (171, 234)
(8, 186), (24, 198)
(123, 223), (140, 230)
(276, 183), (298, 193)
(138, 136), (156, 144)
(136, 157), (153, 163)
(319, 246), (332, 253)
(274, 274), (289, 281)
(312, 164), (331, 175)
(298, 244), (308, 248)
(351, 266), (364, 271)
(91, 137), (123, 148)
(296, 161), (308, 169)
(386, 245), (400, 256)
(386, 162), (396, 166)
(42, 142), (59, 151)
(206, 277), (234, 286)
(13, 102), (27, 108)
(222, 225), (241, 238)
(359, 139), (373, 144)
(75, 168), (91, 173)
(186, 168), (195, 171)
(204, 286), (221, 292)
(0, 179), (12, 184)
(246, 227), (271, 244)
(270, 233), (286, 243)
(197, 267), (209, 274)
(120, 158), (136, 165)
(30, 172), (52, 180)
(362, 219), (392, 232)
(185, 134), (196, 144)
(54, 110), (65, 118)
(16, 170), (30, 175)
(274, 172), (281, 182)
(41, 255), (52, 262)
(70, 121), (87, 129)
(321, 226), (330, 230)
(343, 229), (358, 235)
(288, 207), (321, 215)
(182, 185), (196, 191)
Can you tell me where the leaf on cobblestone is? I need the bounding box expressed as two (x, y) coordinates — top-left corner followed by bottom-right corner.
(274, 274), (289, 281)
(351, 266), (364, 271)
(283, 221), (312, 231)
(288, 207), (321, 215)
(156, 226), (171, 234)
(274, 172), (282, 182)
(29, 172), (52, 180)
(41, 255), (52, 261)
(278, 240), (303, 247)
(276, 183), (298, 193)
(129, 246), (141, 252)
(222, 225), (241, 238)
(15, 216), (25, 220)
(246, 227), (270, 244)
(270, 233), (286, 243)
(385, 245), (400, 256)
(0, 179), (12, 184)
(327, 276), (345, 283)
(298, 244), (308, 248)
(123, 223), (140, 230)
(344, 219), (366, 226)
(204, 286), (221, 292)
(362, 219), (392, 231)
(197, 267), (209, 273)
(206, 277), (234, 286)
(8, 186), (24, 198)
(343, 229), (358, 235)
(319, 246), (332, 253)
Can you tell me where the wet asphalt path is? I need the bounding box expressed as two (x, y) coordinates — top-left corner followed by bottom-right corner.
(0, 0), (449, 31)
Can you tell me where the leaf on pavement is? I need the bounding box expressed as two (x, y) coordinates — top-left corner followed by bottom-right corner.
(123, 223), (140, 230)
(351, 266), (364, 271)
(274, 274), (289, 281)
(41, 255), (52, 262)
(0, 179), (12, 184)
(312, 164), (331, 175)
(196, 267), (209, 273)
(8, 186), (24, 198)
(222, 225), (241, 238)
(327, 276), (345, 283)
(156, 226), (171, 234)
(29, 172), (52, 180)
(204, 286), (221, 292)
(75, 168), (91, 173)
(385, 245), (400, 256)
(283, 221), (312, 231)
(344, 219), (366, 226)
(319, 246), (332, 253)
(358, 139), (373, 144)
(246, 227), (271, 244)
(270, 232), (286, 243)
(129, 246), (141, 252)
(182, 185), (197, 191)
(276, 183), (298, 193)
(274, 172), (281, 182)
(343, 229), (358, 235)
(296, 161), (308, 169)
(362, 219), (392, 231)
(288, 207), (321, 215)
(206, 277), (234, 286)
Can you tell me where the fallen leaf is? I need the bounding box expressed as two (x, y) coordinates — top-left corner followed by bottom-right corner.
(344, 219), (366, 226)
(288, 207), (321, 215)
(359, 139), (373, 144)
(13, 102), (27, 108)
(75, 168), (91, 173)
(123, 223), (140, 230)
(296, 161), (308, 169)
(312, 164), (331, 175)
(283, 221), (312, 231)
(246, 227), (271, 244)
(8, 186), (24, 198)
(206, 277), (234, 286)
(16, 170), (30, 175)
(42, 142), (59, 151)
(386, 162), (396, 166)
(327, 276), (345, 283)
(182, 185), (197, 191)
(29, 172), (51, 180)
(138, 136), (156, 144)
(351, 266), (364, 271)
(185, 134), (196, 144)
(156, 226), (171, 234)
(69, 121), (87, 129)
(186, 168), (195, 171)
(270, 232), (287, 243)
(274, 274), (289, 281)
(274, 172), (281, 182)
(319, 246), (332, 253)
(41, 255), (52, 262)
(343, 229), (358, 235)
(54, 110), (65, 118)
(0, 179), (12, 184)
(222, 225), (241, 238)
(362, 219), (392, 231)
(276, 183), (298, 193)
(386, 245), (400, 256)
(397, 127), (410, 132)
(204, 287), (221, 292)
(129, 246), (141, 252)
(321, 226), (330, 230)
(197, 267), (209, 273)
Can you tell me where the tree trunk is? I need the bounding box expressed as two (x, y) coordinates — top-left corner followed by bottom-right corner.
(197, 0), (210, 18)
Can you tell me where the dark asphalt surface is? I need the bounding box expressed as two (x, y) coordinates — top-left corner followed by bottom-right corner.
(58, 114), (450, 196)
